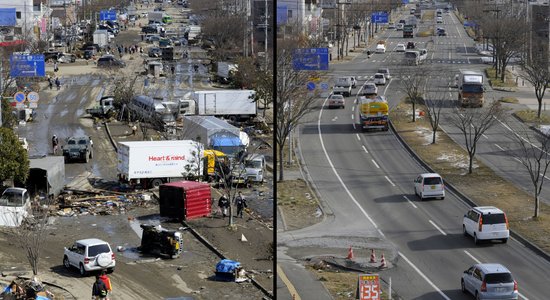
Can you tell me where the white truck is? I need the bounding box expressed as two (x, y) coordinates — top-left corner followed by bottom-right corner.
(148, 11), (165, 23)
(93, 30), (110, 48)
(187, 90), (256, 121)
(332, 76), (355, 97)
(117, 140), (204, 188)
(404, 49), (427, 65)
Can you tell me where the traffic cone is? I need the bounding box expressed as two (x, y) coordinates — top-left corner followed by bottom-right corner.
(347, 246), (354, 260)
(379, 253), (387, 268)
(370, 249), (376, 263)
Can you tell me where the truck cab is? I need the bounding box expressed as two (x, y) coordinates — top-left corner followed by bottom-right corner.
(244, 154), (266, 183)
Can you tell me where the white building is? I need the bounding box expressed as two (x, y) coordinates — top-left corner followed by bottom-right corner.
(0, 0), (35, 43)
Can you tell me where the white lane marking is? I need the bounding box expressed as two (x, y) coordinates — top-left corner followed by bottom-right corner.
(403, 195), (417, 208)
(494, 144), (504, 151)
(352, 106), (355, 112)
(372, 159), (380, 169)
(514, 157), (522, 163)
(318, 97), (379, 229)
(351, 114), (354, 120)
(385, 176), (396, 186)
(539, 173), (550, 180)
(429, 220), (447, 236)
(399, 252), (452, 300)
(377, 229), (386, 237)
(356, 134), (361, 141)
(362, 145), (369, 154)
(482, 134), (488, 139)
(463, 250), (481, 264)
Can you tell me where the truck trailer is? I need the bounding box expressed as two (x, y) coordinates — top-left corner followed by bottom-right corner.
(191, 90), (256, 121)
(117, 140), (204, 188)
(358, 96), (389, 131)
(181, 115), (244, 155)
(458, 70), (484, 108)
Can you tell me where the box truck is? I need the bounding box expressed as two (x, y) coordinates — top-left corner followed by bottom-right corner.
(158, 181), (212, 220)
(117, 140), (203, 188)
(93, 30), (110, 48)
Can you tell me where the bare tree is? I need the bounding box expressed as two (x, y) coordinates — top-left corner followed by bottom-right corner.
(396, 65), (429, 122)
(276, 39), (319, 181)
(450, 101), (503, 174)
(520, 52), (550, 119)
(423, 89), (446, 145)
(507, 125), (550, 218)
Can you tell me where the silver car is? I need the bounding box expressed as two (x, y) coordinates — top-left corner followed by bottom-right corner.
(461, 263), (518, 300)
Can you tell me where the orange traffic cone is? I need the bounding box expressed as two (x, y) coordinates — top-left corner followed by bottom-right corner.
(370, 249), (376, 263)
(347, 246), (354, 260)
(379, 253), (387, 268)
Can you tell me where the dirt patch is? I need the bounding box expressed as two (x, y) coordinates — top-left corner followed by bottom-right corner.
(514, 109), (550, 125)
(391, 102), (550, 253)
(485, 67), (515, 87)
(278, 179), (321, 231)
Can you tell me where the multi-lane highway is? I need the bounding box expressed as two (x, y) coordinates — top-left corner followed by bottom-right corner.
(278, 6), (550, 300)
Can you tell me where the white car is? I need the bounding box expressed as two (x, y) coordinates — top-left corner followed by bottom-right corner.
(362, 82), (378, 96)
(373, 73), (386, 85)
(414, 173), (445, 200)
(436, 16), (443, 23)
(463, 206), (509, 244)
(395, 43), (406, 52)
(375, 44), (386, 53)
(63, 238), (116, 276)
(328, 94), (345, 109)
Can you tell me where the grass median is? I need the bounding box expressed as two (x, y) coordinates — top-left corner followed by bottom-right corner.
(390, 101), (550, 253)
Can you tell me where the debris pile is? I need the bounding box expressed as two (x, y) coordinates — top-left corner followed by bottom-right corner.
(56, 190), (156, 217)
(1, 276), (55, 300)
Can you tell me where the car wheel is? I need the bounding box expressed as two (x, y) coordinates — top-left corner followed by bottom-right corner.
(79, 263), (86, 276)
(474, 233), (480, 245)
(63, 256), (71, 269)
(463, 225), (468, 236)
(461, 279), (466, 293)
(502, 238), (508, 244)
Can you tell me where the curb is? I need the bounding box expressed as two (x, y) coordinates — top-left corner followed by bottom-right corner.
(103, 122), (119, 152)
(181, 220), (274, 299)
(388, 120), (550, 263)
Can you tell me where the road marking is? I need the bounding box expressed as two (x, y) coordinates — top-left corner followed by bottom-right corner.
(318, 97), (379, 229)
(372, 159), (380, 169)
(351, 114), (354, 120)
(539, 173), (550, 180)
(352, 106), (355, 112)
(429, 220), (447, 236)
(356, 133), (361, 140)
(403, 195), (417, 208)
(362, 145), (369, 154)
(463, 250), (481, 264)
(377, 229), (385, 237)
(399, 252), (452, 300)
(494, 144), (504, 151)
(384, 176), (395, 186)
(482, 134), (488, 139)
(514, 157), (522, 163)
(353, 123), (356, 130)
(277, 264), (301, 300)
(332, 117), (338, 121)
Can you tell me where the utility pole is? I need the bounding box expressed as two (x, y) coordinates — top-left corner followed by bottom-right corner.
(264, 0), (268, 67)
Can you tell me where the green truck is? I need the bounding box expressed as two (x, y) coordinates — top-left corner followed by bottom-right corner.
(403, 25), (414, 38)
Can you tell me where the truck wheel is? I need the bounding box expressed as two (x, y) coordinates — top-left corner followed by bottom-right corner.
(151, 179), (163, 188)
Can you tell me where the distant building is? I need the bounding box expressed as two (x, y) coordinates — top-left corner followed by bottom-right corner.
(0, 0), (35, 44)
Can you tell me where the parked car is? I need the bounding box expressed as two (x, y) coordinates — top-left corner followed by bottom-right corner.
(387, 22), (396, 29)
(461, 263), (518, 300)
(97, 55), (125, 68)
(63, 238), (116, 276)
(437, 28), (447, 36)
(395, 43), (406, 52)
(463, 206), (509, 244)
(361, 82), (378, 96)
(146, 35), (161, 43)
(148, 47), (162, 57)
(57, 53), (76, 63)
(328, 94), (345, 109)
(373, 73), (386, 85)
(413, 173), (445, 200)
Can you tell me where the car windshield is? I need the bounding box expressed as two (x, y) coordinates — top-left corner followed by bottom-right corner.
(68, 140), (76, 145)
(0, 191), (24, 207)
(78, 139), (87, 145)
(485, 273), (513, 284)
(88, 244), (111, 257)
(424, 177), (442, 185)
(483, 213), (506, 224)
(245, 160), (262, 168)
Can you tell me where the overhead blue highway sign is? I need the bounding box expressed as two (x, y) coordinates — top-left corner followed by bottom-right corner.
(10, 54), (45, 77)
(293, 48), (329, 71)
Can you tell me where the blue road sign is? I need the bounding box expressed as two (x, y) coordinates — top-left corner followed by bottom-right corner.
(307, 82), (316, 91)
(371, 12), (389, 24)
(320, 82), (329, 90)
(464, 21), (477, 27)
(14, 92), (25, 103)
(402, 0), (409, 3)
(293, 48), (329, 71)
(100, 10), (117, 21)
(27, 91), (39, 102)
(10, 54), (45, 77)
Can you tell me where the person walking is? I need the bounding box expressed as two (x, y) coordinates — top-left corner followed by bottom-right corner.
(53, 61), (59, 72)
(235, 192), (247, 218)
(52, 134), (59, 155)
(218, 194), (229, 218)
(99, 270), (112, 299)
(48, 76), (53, 90)
(92, 274), (108, 300)
(55, 77), (61, 90)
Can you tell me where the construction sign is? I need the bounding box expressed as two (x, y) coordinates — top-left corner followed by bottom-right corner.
(356, 274), (380, 300)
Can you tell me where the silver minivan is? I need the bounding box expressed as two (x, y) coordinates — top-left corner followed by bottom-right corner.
(461, 263), (518, 300)
(414, 173), (445, 200)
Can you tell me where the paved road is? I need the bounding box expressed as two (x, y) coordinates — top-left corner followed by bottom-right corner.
(278, 5), (550, 299)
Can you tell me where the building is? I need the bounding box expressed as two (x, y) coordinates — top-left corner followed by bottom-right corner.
(0, 0), (35, 45)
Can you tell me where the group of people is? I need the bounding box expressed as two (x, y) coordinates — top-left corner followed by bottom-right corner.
(47, 76), (61, 91)
(113, 44), (143, 58)
(92, 270), (112, 300)
(218, 191), (248, 219)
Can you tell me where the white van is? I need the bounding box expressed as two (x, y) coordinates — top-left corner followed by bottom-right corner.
(414, 173), (445, 200)
(463, 206), (509, 244)
(0, 188), (31, 227)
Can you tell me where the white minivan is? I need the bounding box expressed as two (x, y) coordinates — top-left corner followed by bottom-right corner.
(414, 173), (445, 200)
(0, 187), (31, 227)
(463, 206), (509, 244)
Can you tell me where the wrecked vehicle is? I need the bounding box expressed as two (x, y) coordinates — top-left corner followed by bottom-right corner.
(139, 224), (183, 259)
(0, 187), (31, 227)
